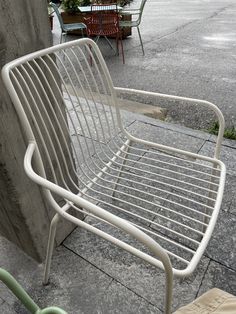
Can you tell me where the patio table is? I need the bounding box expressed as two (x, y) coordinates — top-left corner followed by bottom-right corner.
(78, 5), (123, 13)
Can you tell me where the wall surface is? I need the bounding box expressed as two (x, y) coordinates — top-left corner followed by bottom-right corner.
(0, 0), (75, 261)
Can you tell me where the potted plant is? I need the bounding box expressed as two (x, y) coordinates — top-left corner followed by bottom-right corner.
(61, 0), (91, 14)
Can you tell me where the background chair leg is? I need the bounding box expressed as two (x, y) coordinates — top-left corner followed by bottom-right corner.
(137, 26), (145, 55)
(119, 32), (125, 64)
(60, 32), (63, 44)
(104, 36), (116, 52)
(43, 214), (60, 285)
(95, 36), (100, 44)
(116, 34), (119, 56)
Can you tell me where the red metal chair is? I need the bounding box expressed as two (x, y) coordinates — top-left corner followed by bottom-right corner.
(86, 3), (125, 63)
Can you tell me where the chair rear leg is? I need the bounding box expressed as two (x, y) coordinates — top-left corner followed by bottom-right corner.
(60, 32), (63, 44)
(202, 165), (218, 234)
(43, 214), (60, 285)
(116, 34), (119, 55)
(137, 26), (144, 55)
(112, 140), (131, 197)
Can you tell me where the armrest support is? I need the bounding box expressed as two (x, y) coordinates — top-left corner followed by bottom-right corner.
(114, 87), (225, 159)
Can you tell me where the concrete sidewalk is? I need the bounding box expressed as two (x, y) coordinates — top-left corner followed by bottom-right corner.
(0, 107), (235, 313)
(0, 0), (236, 313)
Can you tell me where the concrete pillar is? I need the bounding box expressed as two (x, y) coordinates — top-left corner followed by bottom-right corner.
(0, 0), (76, 262)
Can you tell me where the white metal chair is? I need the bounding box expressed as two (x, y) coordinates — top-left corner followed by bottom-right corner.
(85, 3), (125, 63)
(1, 38), (226, 314)
(50, 2), (87, 43)
(120, 0), (147, 55)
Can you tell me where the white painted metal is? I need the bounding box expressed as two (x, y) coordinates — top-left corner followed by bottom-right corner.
(2, 38), (226, 314)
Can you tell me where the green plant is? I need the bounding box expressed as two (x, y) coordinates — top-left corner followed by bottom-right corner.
(61, 0), (133, 13)
(48, 5), (54, 17)
(118, 0), (133, 6)
(208, 121), (236, 140)
(62, 0), (91, 13)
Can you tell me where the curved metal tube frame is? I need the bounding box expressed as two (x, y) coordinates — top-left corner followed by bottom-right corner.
(0, 268), (67, 314)
(24, 142), (174, 314)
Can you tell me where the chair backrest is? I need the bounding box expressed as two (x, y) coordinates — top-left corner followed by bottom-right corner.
(87, 3), (120, 36)
(50, 2), (66, 31)
(1, 39), (123, 200)
(137, 0), (147, 23)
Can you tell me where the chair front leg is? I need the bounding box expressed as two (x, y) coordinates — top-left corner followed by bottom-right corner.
(43, 213), (60, 285)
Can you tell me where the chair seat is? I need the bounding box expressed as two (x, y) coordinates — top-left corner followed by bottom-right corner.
(119, 20), (139, 28)
(63, 23), (87, 32)
(66, 95), (225, 277)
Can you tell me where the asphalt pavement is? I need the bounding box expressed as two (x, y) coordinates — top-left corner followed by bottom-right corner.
(52, 0), (236, 129)
(104, 0), (236, 129)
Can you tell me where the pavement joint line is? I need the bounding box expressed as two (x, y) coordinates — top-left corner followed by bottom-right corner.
(206, 4), (234, 20)
(62, 243), (160, 308)
(197, 139), (208, 154)
(203, 255), (236, 273)
(195, 258), (211, 299)
(62, 243), (116, 280)
(124, 20), (197, 52)
(135, 119), (211, 142)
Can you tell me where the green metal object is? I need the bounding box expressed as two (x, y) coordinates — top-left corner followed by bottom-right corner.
(0, 268), (67, 314)
(37, 307), (68, 314)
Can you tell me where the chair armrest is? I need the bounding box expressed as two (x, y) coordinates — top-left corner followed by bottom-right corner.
(24, 141), (173, 313)
(114, 87), (225, 159)
(121, 10), (140, 15)
(24, 142), (172, 265)
(122, 8), (141, 12)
